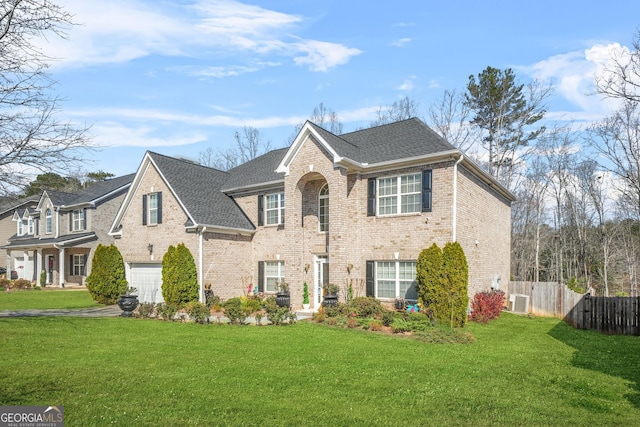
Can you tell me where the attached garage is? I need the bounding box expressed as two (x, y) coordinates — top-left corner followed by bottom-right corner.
(129, 263), (163, 303)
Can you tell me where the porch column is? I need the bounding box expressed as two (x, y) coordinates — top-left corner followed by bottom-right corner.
(58, 247), (65, 288)
(36, 250), (43, 285)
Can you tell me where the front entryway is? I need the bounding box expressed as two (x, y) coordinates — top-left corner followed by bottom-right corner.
(314, 255), (329, 310)
(129, 263), (163, 303)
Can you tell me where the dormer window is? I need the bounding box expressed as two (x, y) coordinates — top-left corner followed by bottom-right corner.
(28, 217), (34, 235)
(17, 220), (24, 236)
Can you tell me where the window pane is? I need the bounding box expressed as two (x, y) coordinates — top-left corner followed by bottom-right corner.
(376, 262), (396, 298)
(401, 174), (421, 194)
(378, 178), (397, 196)
(265, 193), (284, 225)
(265, 261), (284, 292)
(149, 194), (158, 224)
(401, 194), (421, 213)
(400, 174), (421, 213)
(319, 193), (328, 232)
(399, 262), (417, 300)
(378, 177), (398, 215)
(378, 280), (396, 298)
(266, 194), (279, 210)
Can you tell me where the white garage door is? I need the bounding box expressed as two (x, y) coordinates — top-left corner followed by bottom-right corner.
(130, 263), (163, 303)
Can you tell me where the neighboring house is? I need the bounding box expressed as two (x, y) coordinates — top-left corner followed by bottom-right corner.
(2, 175), (135, 286)
(110, 118), (515, 308)
(0, 196), (39, 275)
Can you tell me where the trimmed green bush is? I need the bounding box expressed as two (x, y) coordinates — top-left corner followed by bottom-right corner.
(416, 242), (469, 328)
(223, 297), (249, 324)
(85, 244), (128, 304)
(186, 302), (210, 324)
(442, 241), (469, 328)
(156, 303), (178, 321)
(161, 243), (198, 305)
(416, 243), (447, 323)
(344, 296), (384, 318)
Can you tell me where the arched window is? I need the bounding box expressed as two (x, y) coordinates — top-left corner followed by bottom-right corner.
(45, 208), (52, 234)
(319, 183), (329, 232)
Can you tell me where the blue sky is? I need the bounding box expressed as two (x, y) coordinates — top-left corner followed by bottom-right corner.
(41, 0), (640, 177)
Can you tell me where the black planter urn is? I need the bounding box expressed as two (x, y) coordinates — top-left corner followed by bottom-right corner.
(322, 294), (339, 308)
(275, 292), (291, 308)
(117, 295), (139, 317)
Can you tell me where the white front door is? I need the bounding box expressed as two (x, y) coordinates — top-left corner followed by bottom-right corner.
(314, 256), (329, 310)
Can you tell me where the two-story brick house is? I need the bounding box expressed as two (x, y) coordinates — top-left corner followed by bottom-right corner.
(110, 118), (515, 309)
(3, 174), (134, 286)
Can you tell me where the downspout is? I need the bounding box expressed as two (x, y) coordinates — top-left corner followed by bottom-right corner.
(452, 154), (464, 242)
(199, 227), (207, 303)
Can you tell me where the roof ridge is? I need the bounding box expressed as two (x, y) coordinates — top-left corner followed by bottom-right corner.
(147, 150), (230, 175)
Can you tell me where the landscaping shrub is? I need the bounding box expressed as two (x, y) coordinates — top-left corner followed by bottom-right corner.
(240, 296), (262, 313)
(391, 318), (412, 333)
(85, 244), (128, 304)
(416, 243), (446, 322)
(442, 242), (469, 328)
(0, 278), (11, 290)
(135, 303), (156, 319)
(39, 270), (46, 288)
(12, 279), (32, 290)
(186, 302), (210, 324)
(162, 243), (198, 305)
(469, 290), (505, 323)
(323, 304), (343, 318)
(417, 242), (469, 328)
(381, 311), (396, 327)
(223, 297), (249, 324)
(264, 296), (291, 325)
(368, 320), (384, 331)
(156, 303), (178, 321)
(344, 296), (384, 318)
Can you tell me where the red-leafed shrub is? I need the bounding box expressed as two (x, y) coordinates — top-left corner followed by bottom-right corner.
(469, 290), (505, 323)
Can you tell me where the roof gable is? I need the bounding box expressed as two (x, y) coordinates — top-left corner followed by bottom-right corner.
(110, 151), (254, 234)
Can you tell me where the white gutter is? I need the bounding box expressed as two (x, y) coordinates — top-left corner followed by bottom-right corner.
(452, 154), (464, 242)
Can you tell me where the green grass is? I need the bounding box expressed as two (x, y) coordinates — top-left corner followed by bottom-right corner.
(0, 289), (102, 310)
(1, 313), (639, 426)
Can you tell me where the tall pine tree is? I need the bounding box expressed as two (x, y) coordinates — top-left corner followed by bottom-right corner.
(465, 66), (548, 189)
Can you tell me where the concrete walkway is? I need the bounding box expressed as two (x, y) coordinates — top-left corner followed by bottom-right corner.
(0, 305), (122, 318)
(0, 305), (313, 321)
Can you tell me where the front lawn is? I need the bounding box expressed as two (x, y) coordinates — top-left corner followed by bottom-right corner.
(0, 289), (102, 310)
(0, 313), (639, 426)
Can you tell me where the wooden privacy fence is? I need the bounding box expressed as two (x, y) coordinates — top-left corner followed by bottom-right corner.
(505, 281), (640, 335)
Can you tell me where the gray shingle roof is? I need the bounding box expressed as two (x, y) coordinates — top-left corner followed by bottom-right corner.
(44, 174), (134, 207)
(222, 148), (288, 192)
(148, 152), (254, 231)
(337, 118), (457, 164)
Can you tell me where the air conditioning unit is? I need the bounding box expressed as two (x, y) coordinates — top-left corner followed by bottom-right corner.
(508, 294), (530, 314)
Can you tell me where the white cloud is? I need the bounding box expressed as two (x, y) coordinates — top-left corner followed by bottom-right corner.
(89, 122), (208, 148)
(44, 0), (360, 72)
(524, 43), (626, 122)
(292, 39), (362, 72)
(390, 38), (412, 47)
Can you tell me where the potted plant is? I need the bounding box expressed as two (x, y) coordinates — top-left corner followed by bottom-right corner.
(275, 281), (290, 308)
(302, 282), (310, 310)
(117, 287), (139, 317)
(322, 283), (339, 307)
